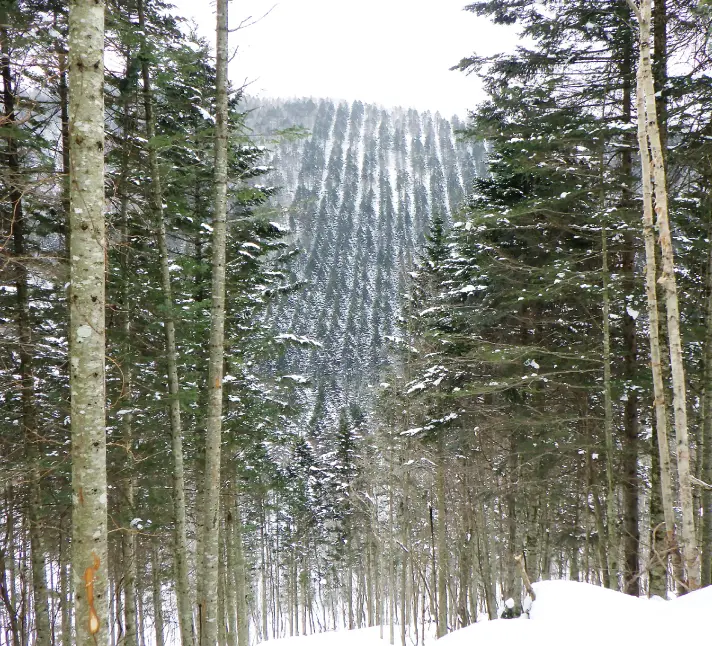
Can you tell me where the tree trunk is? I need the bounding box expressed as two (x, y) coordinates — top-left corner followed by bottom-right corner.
(635, 0), (700, 590)
(68, 1), (108, 644)
(119, 151), (137, 646)
(648, 423), (667, 597)
(634, 59), (685, 597)
(435, 435), (447, 638)
(151, 540), (165, 646)
(135, 2), (194, 640)
(601, 224), (617, 590)
(231, 487), (249, 646)
(59, 526), (72, 646)
(199, 0), (230, 642)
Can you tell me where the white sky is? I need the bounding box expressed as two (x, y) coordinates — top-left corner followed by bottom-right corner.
(171, 0), (519, 117)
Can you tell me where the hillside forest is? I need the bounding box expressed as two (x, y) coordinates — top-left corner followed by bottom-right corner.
(2, 1), (712, 646)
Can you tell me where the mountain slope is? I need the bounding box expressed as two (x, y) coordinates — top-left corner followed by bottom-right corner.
(247, 98), (485, 431)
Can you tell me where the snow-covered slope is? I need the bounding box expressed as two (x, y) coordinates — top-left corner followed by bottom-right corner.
(441, 580), (712, 645)
(265, 581), (712, 646)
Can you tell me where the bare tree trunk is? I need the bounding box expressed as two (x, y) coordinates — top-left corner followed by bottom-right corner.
(224, 502), (237, 646)
(388, 451), (395, 645)
(230, 485), (249, 646)
(59, 525), (72, 646)
(703, 198), (712, 586)
(151, 540), (165, 646)
(260, 499), (269, 642)
(632, 0), (701, 590)
(68, 1), (108, 643)
(199, 0), (230, 642)
(0, 489), (20, 646)
(635, 63), (683, 596)
(122, 530), (138, 646)
(435, 437), (447, 637)
(135, 2), (194, 640)
(119, 158), (138, 646)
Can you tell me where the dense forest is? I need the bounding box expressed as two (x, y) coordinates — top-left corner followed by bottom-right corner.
(1, 1), (712, 646)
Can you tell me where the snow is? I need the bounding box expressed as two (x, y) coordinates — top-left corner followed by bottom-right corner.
(439, 580), (712, 646)
(261, 582), (712, 646)
(266, 627), (394, 646)
(195, 105), (216, 123)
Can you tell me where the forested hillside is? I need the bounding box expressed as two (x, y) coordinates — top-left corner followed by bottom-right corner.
(245, 98), (485, 433)
(2, 2), (712, 646)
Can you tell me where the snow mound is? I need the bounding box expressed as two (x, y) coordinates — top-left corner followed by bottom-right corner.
(263, 583), (712, 646)
(439, 580), (712, 646)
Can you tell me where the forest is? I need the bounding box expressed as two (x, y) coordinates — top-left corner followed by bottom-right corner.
(1, 1), (712, 646)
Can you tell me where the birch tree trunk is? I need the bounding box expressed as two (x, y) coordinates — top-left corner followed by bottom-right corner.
(635, 63), (684, 594)
(68, 1), (108, 643)
(632, 0), (701, 590)
(136, 2), (194, 641)
(199, 0), (230, 641)
(700, 195), (712, 587)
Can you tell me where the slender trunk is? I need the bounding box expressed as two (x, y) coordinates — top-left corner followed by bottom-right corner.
(436, 436), (447, 637)
(68, 1), (108, 644)
(388, 446), (395, 645)
(399, 464), (410, 646)
(218, 528), (227, 646)
(635, 0), (700, 590)
(230, 480), (249, 646)
(199, 0), (230, 641)
(59, 525), (72, 646)
(122, 530), (138, 646)
(56, 31), (71, 247)
(119, 161), (137, 646)
(260, 499), (269, 642)
(152, 541), (165, 646)
(135, 2), (194, 639)
(0, 491), (20, 646)
(635, 62), (684, 596)
(618, 23), (640, 595)
(648, 422), (667, 597)
(601, 224), (617, 589)
(224, 500), (237, 646)
(703, 201), (712, 586)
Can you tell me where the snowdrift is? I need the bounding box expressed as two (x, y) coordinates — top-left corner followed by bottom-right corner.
(266, 581), (712, 646)
(439, 580), (712, 645)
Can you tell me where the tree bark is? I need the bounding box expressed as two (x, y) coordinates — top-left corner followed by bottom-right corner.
(700, 194), (712, 588)
(198, 0), (230, 642)
(635, 62), (684, 597)
(68, 1), (108, 644)
(634, 0), (701, 590)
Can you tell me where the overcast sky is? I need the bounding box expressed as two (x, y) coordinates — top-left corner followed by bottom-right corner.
(171, 0), (518, 117)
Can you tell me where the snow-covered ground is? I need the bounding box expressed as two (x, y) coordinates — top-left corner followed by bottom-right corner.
(266, 581), (712, 646)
